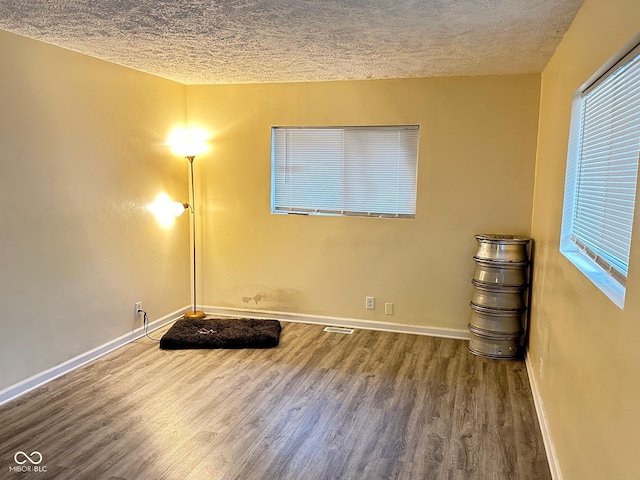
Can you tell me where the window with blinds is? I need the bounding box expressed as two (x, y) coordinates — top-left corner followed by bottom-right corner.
(560, 41), (640, 307)
(271, 126), (419, 218)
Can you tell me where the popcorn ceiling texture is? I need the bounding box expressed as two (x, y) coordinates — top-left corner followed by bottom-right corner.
(0, 0), (584, 85)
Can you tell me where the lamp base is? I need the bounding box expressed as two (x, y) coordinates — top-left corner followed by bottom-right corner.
(184, 310), (207, 320)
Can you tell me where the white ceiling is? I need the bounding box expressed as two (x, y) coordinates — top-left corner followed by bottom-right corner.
(0, 0), (584, 85)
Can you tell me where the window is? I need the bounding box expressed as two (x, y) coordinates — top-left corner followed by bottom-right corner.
(271, 126), (419, 218)
(560, 42), (640, 308)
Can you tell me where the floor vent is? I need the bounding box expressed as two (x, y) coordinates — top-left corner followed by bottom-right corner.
(323, 326), (355, 334)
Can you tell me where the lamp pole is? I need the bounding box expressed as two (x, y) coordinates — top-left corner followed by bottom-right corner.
(184, 155), (206, 320)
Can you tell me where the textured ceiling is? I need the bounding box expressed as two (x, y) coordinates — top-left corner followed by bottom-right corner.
(0, 0), (584, 85)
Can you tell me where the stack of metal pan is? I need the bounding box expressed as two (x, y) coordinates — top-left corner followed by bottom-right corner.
(468, 234), (531, 359)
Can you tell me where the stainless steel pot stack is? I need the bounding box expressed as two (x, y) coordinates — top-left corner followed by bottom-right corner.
(468, 234), (531, 359)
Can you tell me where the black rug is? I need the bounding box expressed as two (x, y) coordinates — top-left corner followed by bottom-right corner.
(159, 317), (281, 350)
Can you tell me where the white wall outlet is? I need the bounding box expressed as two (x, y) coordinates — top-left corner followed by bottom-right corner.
(366, 296), (375, 310)
(385, 303), (393, 315)
(134, 301), (142, 317)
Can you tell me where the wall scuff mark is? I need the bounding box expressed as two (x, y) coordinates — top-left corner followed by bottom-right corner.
(242, 293), (265, 304)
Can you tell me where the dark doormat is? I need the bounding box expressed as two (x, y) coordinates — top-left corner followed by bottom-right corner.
(159, 317), (281, 350)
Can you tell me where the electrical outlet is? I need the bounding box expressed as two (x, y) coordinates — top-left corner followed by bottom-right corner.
(134, 301), (142, 317)
(366, 296), (375, 310)
(385, 303), (393, 315)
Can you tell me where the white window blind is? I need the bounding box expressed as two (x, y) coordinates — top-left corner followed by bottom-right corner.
(271, 126), (419, 218)
(561, 42), (640, 298)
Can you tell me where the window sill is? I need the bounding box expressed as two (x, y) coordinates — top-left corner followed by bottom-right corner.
(560, 250), (625, 309)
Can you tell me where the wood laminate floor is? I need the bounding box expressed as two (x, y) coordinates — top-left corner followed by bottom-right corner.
(0, 321), (550, 480)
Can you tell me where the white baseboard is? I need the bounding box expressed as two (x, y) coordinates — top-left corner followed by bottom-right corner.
(202, 305), (471, 340)
(0, 307), (187, 407)
(524, 350), (563, 480)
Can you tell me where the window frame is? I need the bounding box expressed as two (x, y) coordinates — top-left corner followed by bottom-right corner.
(270, 125), (419, 219)
(560, 40), (640, 308)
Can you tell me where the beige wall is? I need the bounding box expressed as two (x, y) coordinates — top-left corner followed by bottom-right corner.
(0, 31), (190, 391)
(187, 75), (540, 331)
(529, 0), (640, 478)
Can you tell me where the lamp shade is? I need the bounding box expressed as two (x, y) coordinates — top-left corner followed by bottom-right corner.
(148, 193), (187, 228)
(167, 127), (209, 158)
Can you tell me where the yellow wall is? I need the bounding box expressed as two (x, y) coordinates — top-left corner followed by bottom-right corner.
(0, 31), (190, 391)
(529, 0), (640, 478)
(187, 76), (541, 331)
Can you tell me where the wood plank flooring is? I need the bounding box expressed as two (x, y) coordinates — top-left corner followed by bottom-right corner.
(0, 322), (550, 479)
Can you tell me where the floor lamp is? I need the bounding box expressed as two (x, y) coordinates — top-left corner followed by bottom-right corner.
(150, 128), (208, 320)
(182, 153), (206, 320)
